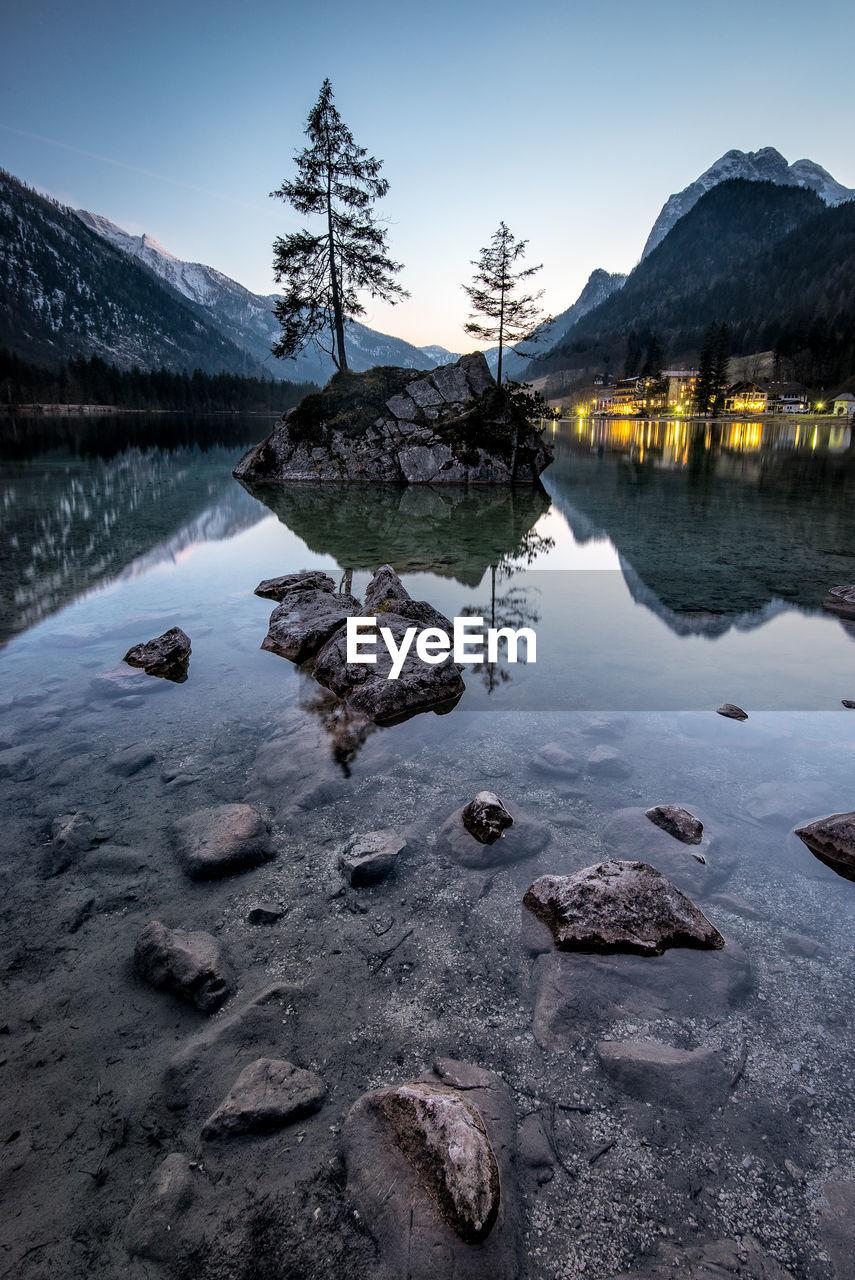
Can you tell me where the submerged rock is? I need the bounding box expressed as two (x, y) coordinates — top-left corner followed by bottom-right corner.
(108, 744), (155, 776)
(523, 860), (725, 956)
(134, 921), (233, 1012)
(254, 569), (336, 601)
(597, 1039), (728, 1110)
(716, 702), (748, 720)
(233, 353), (552, 487)
(261, 587), (361, 663)
(461, 792), (514, 845)
(794, 811), (855, 880)
(313, 611), (465, 724)
(44, 810), (94, 876)
(440, 800), (549, 869)
(822, 584), (855, 618)
(201, 1057), (326, 1139)
(586, 744), (632, 779)
(246, 903), (285, 925)
(124, 1152), (196, 1262)
(645, 804), (703, 846)
(532, 943), (752, 1046)
(339, 829), (406, 886)
(123, 627), (191, 682)
(173, 803), (274, 880)
(342, 1059), (519, 1279)
(532, 742), (581, 777)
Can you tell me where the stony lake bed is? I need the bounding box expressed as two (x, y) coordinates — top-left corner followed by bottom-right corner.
(1, 413), (855, 1280)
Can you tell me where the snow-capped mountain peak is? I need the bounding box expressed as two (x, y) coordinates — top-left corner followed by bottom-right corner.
(641, 147), (855, 258)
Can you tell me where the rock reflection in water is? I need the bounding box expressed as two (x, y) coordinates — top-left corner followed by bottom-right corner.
(240, 481), (551, 587)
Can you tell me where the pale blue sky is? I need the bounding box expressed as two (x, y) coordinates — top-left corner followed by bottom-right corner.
(2, 0), (853, 348)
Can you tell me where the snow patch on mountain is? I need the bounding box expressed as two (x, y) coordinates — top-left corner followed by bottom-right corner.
(641, 147), (855, 259)
(75, 208), (446, 383)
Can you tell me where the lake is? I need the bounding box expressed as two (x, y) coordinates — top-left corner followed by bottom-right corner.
(1, 412), (853, 1280)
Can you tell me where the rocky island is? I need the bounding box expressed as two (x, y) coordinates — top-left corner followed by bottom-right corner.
(233, 353), (553, 486)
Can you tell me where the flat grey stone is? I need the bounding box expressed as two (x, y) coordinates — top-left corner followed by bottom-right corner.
(201, 1057), (326, 1139)
(173, 803), (274, 880)
(339, 829), (405, 886)
(597, 1039), (729, 1110)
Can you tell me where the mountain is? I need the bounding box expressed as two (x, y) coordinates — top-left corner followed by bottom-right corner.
(76, 209), (443, 383)
(531, 179), (846, 379)
(0, 170), (268, 376)
(419, 344), (462, 365)
(482, 268), (627, 379)
(642, 147), (854, 259)
(529, 183), (829, 373)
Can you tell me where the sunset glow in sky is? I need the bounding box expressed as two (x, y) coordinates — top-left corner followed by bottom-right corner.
(2, 0), (854, 350)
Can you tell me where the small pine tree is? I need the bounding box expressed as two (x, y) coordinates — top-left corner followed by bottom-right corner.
(462, 223), (549, 385)
(270, 79), (408, 373)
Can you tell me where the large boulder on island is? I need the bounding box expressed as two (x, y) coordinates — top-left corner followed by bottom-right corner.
(233, 353), (553, 486)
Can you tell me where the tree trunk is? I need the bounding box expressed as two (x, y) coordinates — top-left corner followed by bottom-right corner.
(326, 167), (348, 371)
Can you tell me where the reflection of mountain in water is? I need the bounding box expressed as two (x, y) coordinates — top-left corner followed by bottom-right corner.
(241, 482), (551, 586)
(1, 444), (265, 645)
(544, 422), (855, 635)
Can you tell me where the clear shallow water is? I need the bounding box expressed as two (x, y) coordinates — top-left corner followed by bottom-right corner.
(1, 414), (854, 1279)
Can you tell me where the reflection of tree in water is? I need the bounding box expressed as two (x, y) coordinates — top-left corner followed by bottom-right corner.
(298, 677), (379, 776)
(462, 528), (555, 694)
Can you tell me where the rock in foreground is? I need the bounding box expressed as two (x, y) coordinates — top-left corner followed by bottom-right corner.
(254, 570), (336, 601)
(340, 829), (406, 886)
(201, 1057), (326, 1139)
(123, 627), (191, 682)
(342, 1059), (519, 1279)
(822, 584), (855, 618)
(462, 792), (514, 845)
(794, 811), (855, 880)
(645, 804), (704, 845)
(262, 585), (361, 663)
(523, 860), (725, 956)
(134, 921), (233, 1012)
(716, 702), (748, 720)
(173, 803), (274, 880)
(597, 1039), (728, 1110)
(313, 610), (465, 724)
(440, 800), (549, 869)
(233, 354), (552, 486)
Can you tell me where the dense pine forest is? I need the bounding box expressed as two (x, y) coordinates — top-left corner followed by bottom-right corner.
(0, 348), (316, 413)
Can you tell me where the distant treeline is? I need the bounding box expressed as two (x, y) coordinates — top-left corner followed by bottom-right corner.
(0, 348), (317, 412)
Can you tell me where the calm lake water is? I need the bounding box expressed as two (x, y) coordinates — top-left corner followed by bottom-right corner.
(1, 412), (854, 1280)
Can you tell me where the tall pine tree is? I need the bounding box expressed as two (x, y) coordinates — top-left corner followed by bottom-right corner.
(270, 79), (407, 373)
(462, 223), (549, 385)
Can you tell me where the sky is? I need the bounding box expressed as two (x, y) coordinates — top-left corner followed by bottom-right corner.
(2, 0), (854, 351)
